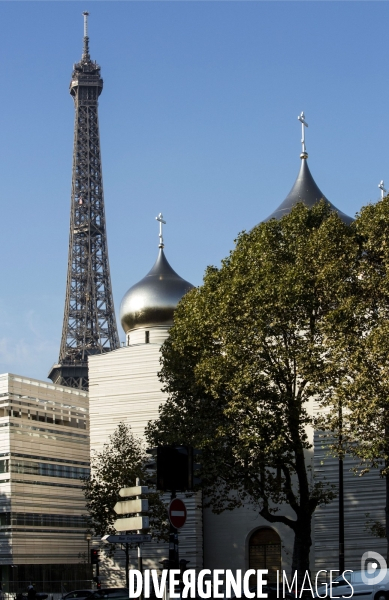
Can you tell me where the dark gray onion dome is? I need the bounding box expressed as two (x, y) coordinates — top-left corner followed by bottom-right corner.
(120, 248), (194, 334)
(263, 155), (353, 225)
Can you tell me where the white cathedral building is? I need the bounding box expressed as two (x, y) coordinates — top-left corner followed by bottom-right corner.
(87, 139), (387, 583)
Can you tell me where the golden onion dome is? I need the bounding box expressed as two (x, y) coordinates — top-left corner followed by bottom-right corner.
(120, 247), (194, 334)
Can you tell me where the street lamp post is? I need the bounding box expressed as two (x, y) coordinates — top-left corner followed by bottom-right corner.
(339, 402), (345, 573)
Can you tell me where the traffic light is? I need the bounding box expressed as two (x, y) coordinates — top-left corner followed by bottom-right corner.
(163, 446), (189, 492)
(146, 445), (202, 492)
(93, 577), (101, 590)
(90, 549), (99, 564)
(146, 446), (188, 491)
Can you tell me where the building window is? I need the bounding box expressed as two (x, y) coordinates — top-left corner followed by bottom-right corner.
(0, 513), (10, 526)
(145, 331), (150, 344)
(0, 459), (9, 474)
(249, 527), (281, 583)
(9, 460), (89, 480)
(0, 512), (87, 528)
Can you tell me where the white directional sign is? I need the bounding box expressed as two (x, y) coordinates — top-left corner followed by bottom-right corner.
(119, 485), (148, 497)
(114, 484), (150, 533)
(114, 516), (149, 532)
(102, 534), (151, 544)
(113, 499), (148, 515)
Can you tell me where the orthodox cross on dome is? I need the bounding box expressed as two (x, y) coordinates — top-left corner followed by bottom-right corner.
(298, 111), (308, 158)
(156, 213), (166, 248)
(379, 180), (386, 199)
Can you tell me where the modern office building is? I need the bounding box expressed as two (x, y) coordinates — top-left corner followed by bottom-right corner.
(0, 373), (91, 592)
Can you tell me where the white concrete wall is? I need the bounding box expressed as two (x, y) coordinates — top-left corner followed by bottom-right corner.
(88, 328), (203, 584)
(203, 504), (295, 575)
(89, 328), (171, 445)
(314, 429), (386, 572)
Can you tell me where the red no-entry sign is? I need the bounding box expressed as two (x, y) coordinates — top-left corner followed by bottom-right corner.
(168, 498), (187, 529)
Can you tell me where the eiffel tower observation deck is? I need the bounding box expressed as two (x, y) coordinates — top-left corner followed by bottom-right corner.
(49, 12), (119, 391)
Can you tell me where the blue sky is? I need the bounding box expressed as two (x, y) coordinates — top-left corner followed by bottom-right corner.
(0, 1), (388, 381)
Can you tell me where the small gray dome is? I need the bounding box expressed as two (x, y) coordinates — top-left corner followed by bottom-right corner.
(120, 248), (194, 334)
(263, 156), (353, 225)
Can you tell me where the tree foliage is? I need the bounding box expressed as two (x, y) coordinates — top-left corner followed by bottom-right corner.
(147, 201), (359, 578)
(83, 422), (168, 542)
(318, 196), (389, 558)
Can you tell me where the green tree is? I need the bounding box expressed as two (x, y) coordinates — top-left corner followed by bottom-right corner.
(147, 202), (359, 581)
(319, 196), (389, 560)
(83, 423), (168, 584)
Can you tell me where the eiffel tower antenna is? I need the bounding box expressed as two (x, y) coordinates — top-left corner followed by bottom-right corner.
(82, 11), (90, 61)
(49, 13), (119, 390)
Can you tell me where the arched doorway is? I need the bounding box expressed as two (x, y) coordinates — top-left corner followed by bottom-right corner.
(249, 527), (281, 583)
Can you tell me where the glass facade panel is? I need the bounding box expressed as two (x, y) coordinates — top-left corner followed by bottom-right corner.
(0, 459), (9, 474)
(0, 512), (87, 528)
(9, 460), (89, 480)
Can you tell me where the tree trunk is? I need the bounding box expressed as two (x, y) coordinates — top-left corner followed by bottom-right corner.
(291, 519), (312, 587)
(385, 467), (389, 562)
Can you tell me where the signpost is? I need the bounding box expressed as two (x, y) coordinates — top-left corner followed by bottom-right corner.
(102, 534), (151, 544)
(168, 498), (187, 529)
(113, 486), (149, 532)
(103, 480), (150, 591)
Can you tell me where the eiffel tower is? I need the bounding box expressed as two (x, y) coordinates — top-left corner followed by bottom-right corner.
(49, 12), (119, 391)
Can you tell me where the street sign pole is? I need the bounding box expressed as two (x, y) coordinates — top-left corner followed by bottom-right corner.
(138, 544), (143, 578)
(169, 491), (179, 569)
(108, 478), (150, 592)
(134, 485), (143, 600)
(125, 543), (130, 593)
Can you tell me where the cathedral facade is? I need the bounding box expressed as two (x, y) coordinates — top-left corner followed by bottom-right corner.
(88, 139), (387, 583)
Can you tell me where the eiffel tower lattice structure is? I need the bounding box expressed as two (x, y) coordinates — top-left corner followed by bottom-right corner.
(49, 13), (119, 391)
